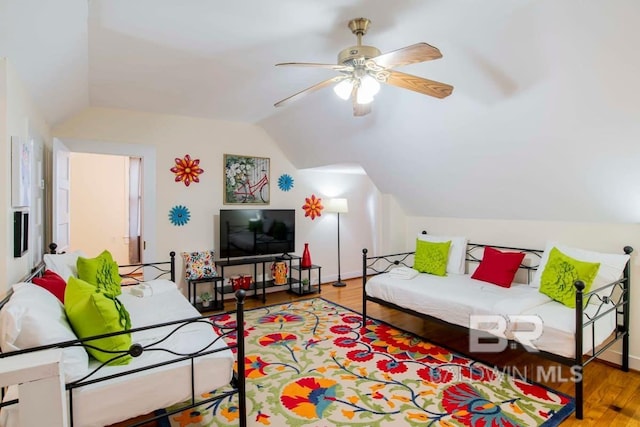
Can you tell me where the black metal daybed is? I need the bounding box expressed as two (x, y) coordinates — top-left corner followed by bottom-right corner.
(0, 245), (247, 427)
(361, 239), (633, 420)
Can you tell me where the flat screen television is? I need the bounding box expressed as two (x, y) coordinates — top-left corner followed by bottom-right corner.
(218, 209), (295, 259)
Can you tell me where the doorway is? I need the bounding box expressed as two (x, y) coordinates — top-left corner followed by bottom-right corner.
(53, 138), (157, 264)
(69, 153), (141, 264)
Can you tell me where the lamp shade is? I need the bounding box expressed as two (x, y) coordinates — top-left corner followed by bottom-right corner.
(325, 198), (348, 213)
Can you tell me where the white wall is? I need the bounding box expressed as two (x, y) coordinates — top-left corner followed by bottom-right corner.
(1, 59), (51, 292)
(377, 194), (407, 255)
(398, 215), (640, 370)
(293, 169), (380, 281)
(1, 60), (7, 289)
(69, 153), (129, 263)
(53, 107), (381, 292)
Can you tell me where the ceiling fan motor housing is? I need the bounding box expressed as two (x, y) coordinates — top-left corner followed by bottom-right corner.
(338, 45), (381, 66)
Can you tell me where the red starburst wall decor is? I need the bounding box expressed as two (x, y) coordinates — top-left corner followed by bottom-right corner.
(302, 194), (323, 220)
(170, 154), (204, 186)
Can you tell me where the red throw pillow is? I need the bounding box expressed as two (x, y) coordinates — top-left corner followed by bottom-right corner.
(32, 269), (67, 303)
(471, 246), (526, 288)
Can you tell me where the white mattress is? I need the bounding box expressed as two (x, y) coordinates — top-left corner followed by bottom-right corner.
(522, 299), (616, 358)
(365, 272), (616, 359)
(1, 282), (234, 427)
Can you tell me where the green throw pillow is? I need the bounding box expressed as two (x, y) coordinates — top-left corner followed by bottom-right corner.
(77, 250), (122, 296)
(414, 239), (451, 276)
(539, 247), (600, 308)
(64, 276), (132, 365)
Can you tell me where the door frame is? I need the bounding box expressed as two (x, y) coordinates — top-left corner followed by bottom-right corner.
(52, 138), (71, 253)
(55, 138), (157, 263)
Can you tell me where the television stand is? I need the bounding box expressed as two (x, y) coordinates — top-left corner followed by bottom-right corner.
(215, 254), (301, 305)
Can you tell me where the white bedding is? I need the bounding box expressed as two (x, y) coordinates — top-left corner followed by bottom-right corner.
(1, 283), (235, 427)
(365, 272), (616, 358)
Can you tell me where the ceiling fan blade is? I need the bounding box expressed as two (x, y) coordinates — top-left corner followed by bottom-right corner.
(371, 43), (443, 69)
(384, 70), (453, 99)
(274, 76), (346, 108)
(348, 85), (372, 117)
(352, 98), (372, 117)
(276, 62), (354, 72)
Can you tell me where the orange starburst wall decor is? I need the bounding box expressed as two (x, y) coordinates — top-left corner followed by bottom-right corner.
(171, 154), (204, 186)
(302, 194), (323, 220)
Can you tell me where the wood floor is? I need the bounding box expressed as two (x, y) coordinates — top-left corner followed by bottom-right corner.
(113, 277), (640, 427)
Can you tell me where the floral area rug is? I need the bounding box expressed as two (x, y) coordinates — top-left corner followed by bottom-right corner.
(164, 298), (574, 426)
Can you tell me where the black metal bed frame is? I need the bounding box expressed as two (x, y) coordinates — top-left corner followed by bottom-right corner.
(0, 246), (247, 427)
(361, 239), (633, 420)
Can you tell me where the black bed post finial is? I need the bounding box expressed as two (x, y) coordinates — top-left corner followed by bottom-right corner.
(49, 243), (57, 254)
(235, 290), (247, 427)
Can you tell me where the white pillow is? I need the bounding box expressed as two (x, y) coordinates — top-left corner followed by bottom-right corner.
(43, 250), (86, 282)
(0, 283), (89, 383)
(417, 234), (468, 274)
(531, 242), (630, 297)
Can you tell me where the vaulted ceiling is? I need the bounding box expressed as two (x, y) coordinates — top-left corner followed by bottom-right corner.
(3, 0), (640, 222)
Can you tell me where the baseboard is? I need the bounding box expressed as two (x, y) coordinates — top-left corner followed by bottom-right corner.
(322, 270), (361, 284)
(598, 348), (640, 372)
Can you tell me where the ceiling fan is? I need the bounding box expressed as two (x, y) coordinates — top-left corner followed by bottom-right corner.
(274, 17), (454, 117)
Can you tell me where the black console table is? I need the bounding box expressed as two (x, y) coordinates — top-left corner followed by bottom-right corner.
(215, 254), (301, 306)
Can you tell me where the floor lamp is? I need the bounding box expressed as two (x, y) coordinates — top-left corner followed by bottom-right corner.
(325, 198), (348, 287)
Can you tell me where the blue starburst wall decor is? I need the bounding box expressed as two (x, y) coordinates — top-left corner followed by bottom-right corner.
(278, 174), (294, 192)
(169, 205), (191, 226)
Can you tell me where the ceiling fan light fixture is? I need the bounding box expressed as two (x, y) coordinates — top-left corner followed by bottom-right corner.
(360, 75), (380, 96)
(356, 88), (374, 105)
(333, 79), (353, 100)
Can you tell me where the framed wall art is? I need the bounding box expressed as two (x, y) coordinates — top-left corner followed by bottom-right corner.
(11, 136), (33, 207)
(224, 154), (270, 204)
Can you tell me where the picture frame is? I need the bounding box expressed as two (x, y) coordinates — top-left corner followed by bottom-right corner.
(223, 154), (270, 205)
(11, 136), (33, 207)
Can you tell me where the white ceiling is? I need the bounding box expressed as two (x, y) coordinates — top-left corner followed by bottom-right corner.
(3, 0), (640, 222)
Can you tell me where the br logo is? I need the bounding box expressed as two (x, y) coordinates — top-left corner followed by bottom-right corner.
(469, 315), (544, 353)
